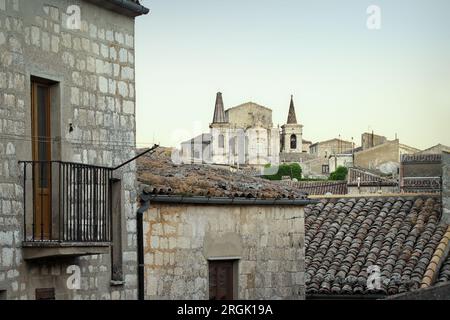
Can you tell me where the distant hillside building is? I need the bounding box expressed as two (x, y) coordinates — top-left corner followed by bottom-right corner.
(354, 139), (420, 175)
(309, 138), (354, 159)
(361, 132), (388, 150)
(183, 92), (315, 166)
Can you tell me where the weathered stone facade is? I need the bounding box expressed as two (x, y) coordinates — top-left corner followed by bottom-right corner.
(0, 0), (146, 299)
(309, 139), (353, 159)
(354, 139), (420, 175)
(143, 201), (306, 300)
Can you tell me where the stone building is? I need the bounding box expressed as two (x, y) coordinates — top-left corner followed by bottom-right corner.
(181, 92), (280, 166)
(399, 153), (443, 193)
(0, 0), (148, 299)
(361, 132), (387, 150)
(137, 147), (315, 300)
(354, 139), (420, 175)
(309, 138), (353, 159)
(347, 167), (399, 195)
(181, 93), (318, 167)
(280, 95), (303, 155)
(142, 195), (310, 300)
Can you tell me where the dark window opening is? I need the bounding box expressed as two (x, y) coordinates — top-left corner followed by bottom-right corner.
(218, 134), (225, 148)
(290, 134), (297, 149)
(0, 290), (7, 300)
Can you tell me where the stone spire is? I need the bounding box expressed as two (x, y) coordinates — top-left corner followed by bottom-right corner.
(212, 92), (227, 123)
(287, 95), (297, 124)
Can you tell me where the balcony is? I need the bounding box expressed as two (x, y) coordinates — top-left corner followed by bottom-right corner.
(19, 160), (114, 259)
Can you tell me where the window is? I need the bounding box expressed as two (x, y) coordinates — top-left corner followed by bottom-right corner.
(35, 288), (55, 300)
(322, 165), (330, 174)
(290, 134), (297, 149)
(0, 290), (6, 300)
(209, 260), (235, 300)
(218, 134), (224, 148)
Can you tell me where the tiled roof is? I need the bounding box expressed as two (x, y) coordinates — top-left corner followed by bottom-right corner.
(305, 196), (449, 296)
(281, 180), (347, 195)
(137, 147), (309, 199)
(438, 253), (450, 283)
(348, 167), (398, 186)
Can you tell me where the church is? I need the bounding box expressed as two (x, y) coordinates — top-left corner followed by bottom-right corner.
(180, 92), (307, 166)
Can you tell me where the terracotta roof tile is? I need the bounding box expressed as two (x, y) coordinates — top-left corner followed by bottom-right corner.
(137, 147), (309, 199)
(280, 181), (347, 195)
(305, 196), (448, 296)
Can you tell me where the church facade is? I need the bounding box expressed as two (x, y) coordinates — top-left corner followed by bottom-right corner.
(180, 92), (305, 167)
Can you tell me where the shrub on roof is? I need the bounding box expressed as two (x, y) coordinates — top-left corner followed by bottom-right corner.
(262, 163), (302, 181)
(329, 166), (348, 181)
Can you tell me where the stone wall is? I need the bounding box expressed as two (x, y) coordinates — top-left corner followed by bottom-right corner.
(225, 102), (273, 129)
(143, 203), (306, 300)
(354, 140), (400, 174)
(442, 151), (450, 225)
(0, 0), (139, 299)
(361, 132), (387, 150)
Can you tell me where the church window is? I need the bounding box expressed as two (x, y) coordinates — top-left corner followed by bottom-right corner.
(290, 134), (297, 149)
(218, 134), (225, 148)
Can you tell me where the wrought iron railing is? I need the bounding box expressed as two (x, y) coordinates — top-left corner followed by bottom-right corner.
(19, 161), (113, 243)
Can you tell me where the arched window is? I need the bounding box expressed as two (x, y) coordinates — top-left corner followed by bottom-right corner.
(218, 134), (224, 148)
(290, 134), (297, 149)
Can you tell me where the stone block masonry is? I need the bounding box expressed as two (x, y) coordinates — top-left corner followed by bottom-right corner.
(0, 0), (142, 299)
(143, 203), (306, 300)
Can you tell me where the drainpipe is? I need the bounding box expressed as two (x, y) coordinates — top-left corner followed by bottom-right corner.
(137, 189), (151, 300)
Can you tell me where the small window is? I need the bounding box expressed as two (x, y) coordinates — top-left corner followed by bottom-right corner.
(218, 134), (224, 148)
(290, 134), (297, 149)
(35, 288), (55, 300)
(0, 290), (7, 300)
(322, 165), (330, 174)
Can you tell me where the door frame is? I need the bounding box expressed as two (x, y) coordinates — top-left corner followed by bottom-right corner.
(208, 259), (238, 300)
(31, 80), (52, 240)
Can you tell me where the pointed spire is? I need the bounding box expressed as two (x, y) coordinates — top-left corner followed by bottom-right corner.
(287, 95), (297, 124)
(212, 92), (227, 123)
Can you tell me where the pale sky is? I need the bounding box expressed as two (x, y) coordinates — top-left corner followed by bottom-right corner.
(135, 0), (450, 150)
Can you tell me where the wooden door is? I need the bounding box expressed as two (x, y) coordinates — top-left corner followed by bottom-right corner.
(31, 81), (52, 240)
(209, 260), (234, 300)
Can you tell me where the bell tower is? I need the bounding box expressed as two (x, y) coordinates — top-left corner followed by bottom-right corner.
(210, 92), (231, 164)
(281, 95), (303, 153)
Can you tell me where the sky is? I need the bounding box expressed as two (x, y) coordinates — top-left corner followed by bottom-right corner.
(134, 0), (450, 150)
